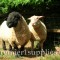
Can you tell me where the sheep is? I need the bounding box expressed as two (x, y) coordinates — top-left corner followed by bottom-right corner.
(28, 15), (47, 50)
(0, 12), (31, 51)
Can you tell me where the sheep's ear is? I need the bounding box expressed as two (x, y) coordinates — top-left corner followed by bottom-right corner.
(27, 17), (31, 20)
(38, 16), (44, 19)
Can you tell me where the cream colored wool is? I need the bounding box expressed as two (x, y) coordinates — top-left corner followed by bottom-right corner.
(0, 16), (31, 47)
(28, 15), (47, 50)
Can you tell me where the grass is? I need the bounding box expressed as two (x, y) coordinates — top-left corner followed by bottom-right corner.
(0, 53), (24, 60)
(40, 54), (60, 60)
(0, 52), (60, 60)
(0, 55), (15, 60)
(0, 40), (60, 60)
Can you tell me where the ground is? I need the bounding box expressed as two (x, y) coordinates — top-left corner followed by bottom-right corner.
(0, 40), (60, 60)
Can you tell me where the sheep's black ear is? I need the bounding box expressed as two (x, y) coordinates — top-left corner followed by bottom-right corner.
(4, 17), (7, 21)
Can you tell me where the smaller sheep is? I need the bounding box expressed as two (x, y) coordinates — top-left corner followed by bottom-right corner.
(0, 12), (31, 51)
(28, 15), (47, 50)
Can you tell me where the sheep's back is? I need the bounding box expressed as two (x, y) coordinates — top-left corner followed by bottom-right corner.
(28, 21), (47, 41)
(15, 19), (31, 46)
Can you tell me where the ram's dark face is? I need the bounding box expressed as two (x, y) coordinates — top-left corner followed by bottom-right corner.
(6, 12), (22, 28)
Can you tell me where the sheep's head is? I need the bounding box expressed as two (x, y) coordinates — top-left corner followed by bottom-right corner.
(28, 15), (44, 24)
(6, 12), (22, 28)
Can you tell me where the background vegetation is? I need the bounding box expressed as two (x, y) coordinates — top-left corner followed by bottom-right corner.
(0, 0), (60, 27)
(0, 0), (60, 16)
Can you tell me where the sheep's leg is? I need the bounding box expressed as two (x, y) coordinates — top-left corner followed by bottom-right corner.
(40, 41), (45, 56)
(31, 40), (34, 50)
(39, 39), (45, 50)
(40, 42), (43, 51)
(2, 40), (6, 50)
(20, 42), (28, 51)
(13, 42), (18, 50)
(30, 33), (35, 50)
(9, 44), (12, 51)
(20, 45), (24, 51)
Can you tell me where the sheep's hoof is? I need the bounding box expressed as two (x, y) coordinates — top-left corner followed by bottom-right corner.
(3, 48), (7, 50)
(3, 45), (7, 50)
(41, 50), (45, 56)
(14, 48), (19, 51)
(2, 40), (7, 50)
(19, 46), (25, 51)
(9, 45), (12, 51)
(9, 48), (12, 51)
(13, 42), (19, 51)
(14, 45), (19, 51)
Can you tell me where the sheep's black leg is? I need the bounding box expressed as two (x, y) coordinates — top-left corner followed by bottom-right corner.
(2, 40), (6, 50)
(31, 40), (34, 50)
(20, 42), (27, 51)
(20, 45), (25, 51)
(9, 44), (12, 51)
(13, 42), (18, 50)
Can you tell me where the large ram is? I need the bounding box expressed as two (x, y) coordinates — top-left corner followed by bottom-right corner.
(0, 12), (31, 51)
